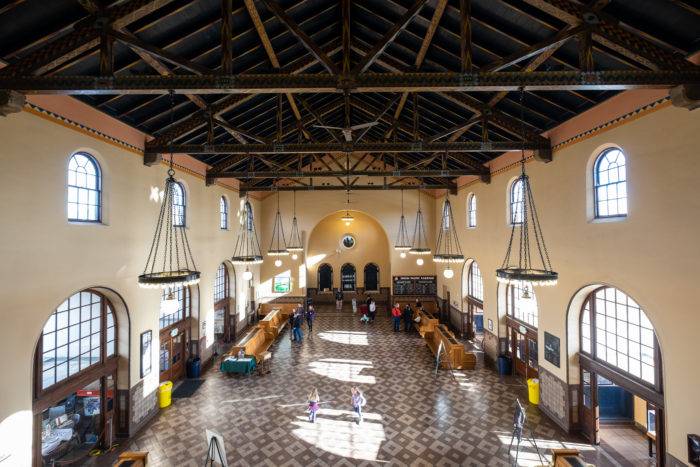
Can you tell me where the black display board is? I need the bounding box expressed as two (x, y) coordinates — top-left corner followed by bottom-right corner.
(392, 275), (437, 296)
(544, 331), (560, 367)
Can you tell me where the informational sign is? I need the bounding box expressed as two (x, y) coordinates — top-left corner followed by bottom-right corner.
(392, 276), (437, 296)
(513, 399), (526, 442)
(205, 429), (228, 467)
(273, 275), (291, 293)
(544, 331), (560, 367)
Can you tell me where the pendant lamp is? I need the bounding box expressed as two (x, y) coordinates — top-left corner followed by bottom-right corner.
(394, 189), (411, 251)
(286, 191), (303, 255)
(409, 190), (431, 255)
(231, 195), (263, 265)
(268, 191), (289, 256)
(496, 89), (558, 287)
(433, 190), (465, 279)
(341, 188), (354, 225)
(138, 91), (200, 289)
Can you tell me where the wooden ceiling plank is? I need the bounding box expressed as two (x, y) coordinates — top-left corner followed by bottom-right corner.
(221, 0), (233, 74)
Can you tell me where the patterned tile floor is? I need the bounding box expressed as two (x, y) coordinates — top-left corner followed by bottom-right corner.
(120, 307), (620, 466)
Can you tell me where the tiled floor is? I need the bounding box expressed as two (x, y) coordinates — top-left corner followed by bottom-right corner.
(600, 425), (656, 466)
(119, 307), (618, 466)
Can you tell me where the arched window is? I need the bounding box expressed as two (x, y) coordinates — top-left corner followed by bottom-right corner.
(220, 196), (228, 230)
(318, 264), (333, 292)
(341, 263), (356, 291)
(594, 148), (627, 218)
(160, 286), (190, 330)
(507, 282), (538, 328)
(172, 182), (186, 227)
(214, 263), (229, 303)
(39, 291), (116, 391)
(580, 287), (656, 385)
(468, 261), (483, 302)
(67, 152), (101, 222)
(364, 263), (379, 292)
(467, 194), (476, 228)
(510, 178), (525, 225)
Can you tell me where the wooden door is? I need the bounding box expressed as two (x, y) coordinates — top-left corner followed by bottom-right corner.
(510, 327), (538, 380)
(580, 368), (600, 444)
(159, 331), (186, 382)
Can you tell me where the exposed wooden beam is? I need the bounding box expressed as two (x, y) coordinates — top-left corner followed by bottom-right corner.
(342, 0), (351, 74)
(460, 0), (472, 73)
(262, 0), (338, 74)
(215, 169), (479, 179)
(99, 22), (114, 76)
(578, 28), (594, 72)
(214, 117), (270, 144)
(352, 0), (429, 74)
(220, 0), (233, 74)
(240, 183), (456, 192)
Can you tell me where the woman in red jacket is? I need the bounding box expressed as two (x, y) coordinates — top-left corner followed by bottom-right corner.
(391, 303), (402, 332)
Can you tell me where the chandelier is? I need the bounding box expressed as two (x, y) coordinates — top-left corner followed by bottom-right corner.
(286, 191), (303, 259)
(394, 189), (411, 254)
(268, 191), (289, 257)
(496, 89), (558, 287)
(409, 189), (431, 256)
(138, 91), (200, 289)
(341, 188), (354, 225)
(433, 191), (465, 279)
(231, 194), (263, 265)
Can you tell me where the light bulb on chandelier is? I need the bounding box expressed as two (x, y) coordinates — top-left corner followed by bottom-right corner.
(400, 252), (406, 259)
(274, 259), (282, 267)
(443, 268), (454, 279)
(416, 258), (424, 266)
(243, 269), (253, 281)
(292, 253), (298, 260)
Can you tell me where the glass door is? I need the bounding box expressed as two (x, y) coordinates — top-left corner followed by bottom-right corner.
(580, 368), (600, 444)
(170, 333), (185, 381)
(159, 340), (170, 382)
(509, 327), (538, 380)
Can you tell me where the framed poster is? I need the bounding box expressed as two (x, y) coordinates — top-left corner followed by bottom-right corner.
(544, 331), (560, 368)
(140, 330), (152, 378)
(273, 275), (291, 293)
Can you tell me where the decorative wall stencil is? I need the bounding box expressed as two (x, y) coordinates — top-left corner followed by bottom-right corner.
(544, 331), (560, 368)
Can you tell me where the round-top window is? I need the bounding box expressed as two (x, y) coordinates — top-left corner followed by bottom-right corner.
(341, 234), (356, 249)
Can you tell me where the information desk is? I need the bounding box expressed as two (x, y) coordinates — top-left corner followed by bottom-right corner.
(220, 356), (256, 375)
(424, 324), (477, 370)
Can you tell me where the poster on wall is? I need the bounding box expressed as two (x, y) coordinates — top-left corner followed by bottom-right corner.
(392, 276), (437, 295)
(273, 276), (291, 293)
(140, 330), (152, 378)
(544, 331), (560, 367)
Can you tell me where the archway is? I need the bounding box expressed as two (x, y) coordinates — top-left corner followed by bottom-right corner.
(214, 261), (237, 345)
(566, 285), (665, 464)
(364, 263), (379, 292)
(341, 264), (356, 291)
(318, 264), (333, 292)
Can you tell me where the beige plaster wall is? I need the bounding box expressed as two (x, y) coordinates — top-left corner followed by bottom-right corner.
(434, 103), (700, 461)
(0, 110), (259, 465)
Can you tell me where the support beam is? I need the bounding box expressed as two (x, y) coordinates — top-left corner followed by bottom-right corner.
(214, 118), (269, 143)
(460, 0), (472, 73)
(262, 0), (338, 74)
(99, 19), (114, 76)
(240, 183), (456, 193)
(220, 0), (233, 75)
(670, 84), (700, 110)
(0, 90), (25, 116)
(213, 169), (481, 179)
(352, 0), (428, 74)
(341, 0), (351, 74)
(578, 28), (594, 72)
(6, 70), (697, 94)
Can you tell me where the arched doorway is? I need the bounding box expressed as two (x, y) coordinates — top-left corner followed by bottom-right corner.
(214, 261), (236, 344)
(505, 282), (539, 381)
(364, 263), (379, 292)
(33, 289), (128, 466)
(575, 286), (665, 464)
(341, 263), (356, 291)
(318, 264), (333, 292)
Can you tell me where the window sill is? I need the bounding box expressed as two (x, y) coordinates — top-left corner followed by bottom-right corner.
(466, 226), (476, 230)
(589, 215), (627, 224)
(68, 220), (108, 227)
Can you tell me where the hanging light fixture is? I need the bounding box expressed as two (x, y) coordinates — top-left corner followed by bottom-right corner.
(496, 88), (558, 287)
(268, 191), (289, 257)
(243, 268), (253, 281)
(160, 290), (179, 315)
(409, 189), (431, 255)
(231, 195), (264, 265)
(416, 258), (424, 266)
(433, 188), (465, 279)
(394, 189), (411, 251)
(286, 191), (303, 259)
(138, 91), (200, 289)
(341, 188), (354, 225)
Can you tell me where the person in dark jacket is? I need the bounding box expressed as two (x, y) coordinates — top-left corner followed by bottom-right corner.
(306, 305), (316, 333)
(289, 311), (296, 341)
(403, 303), (413, 331)
(335, 289), (344, 311)
(293, 309), (304, 342)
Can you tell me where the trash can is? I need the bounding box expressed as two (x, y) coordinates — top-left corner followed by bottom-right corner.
(187, 357), (201, 379)
(474, 314), (484, 332)
(527, 378), (540, 405)
(158, 381), (173, 408)
(497, 355), (512, 375)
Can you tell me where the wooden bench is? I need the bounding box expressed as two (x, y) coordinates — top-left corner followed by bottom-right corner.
(257, 302), (301, 318)
(551, 448), (592, 467)
(227, 326), (274, 364)
(258, 308), (288, 339)
(413, 308), (439, 337)
(394, 298), (439, 315)
(425, 324), (476, 370)
(114, 451), (148, 466)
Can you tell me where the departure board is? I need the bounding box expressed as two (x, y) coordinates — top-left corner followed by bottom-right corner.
(392, 276), (437, 296)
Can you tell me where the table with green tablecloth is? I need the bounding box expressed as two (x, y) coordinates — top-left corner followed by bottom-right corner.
(220, 356), (256, 375)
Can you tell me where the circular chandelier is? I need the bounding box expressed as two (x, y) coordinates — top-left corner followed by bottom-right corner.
(496, 89), (558, 287)
(138, 91), (200, 289)
(268, 191), (289, 256)
(409, 189), (431, 255)
(231, 194), (263, 265)
(394, 189), (411, 251)
(433, 193), (465, 264)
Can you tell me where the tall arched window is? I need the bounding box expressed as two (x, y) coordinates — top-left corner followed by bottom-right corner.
(160, 286), (190, 330)
(467, 193), (476, 228)
(214, 263), (228, 303)
(507, 282), (538, 328)
(318, 264), (333, 291)
(510, 178), (525, 225)
(172, 182), (186, 227)
(580, 287), (657, 385)
(341, 263), (356, 291)
(468, 261), (483, 302)
(67, 152), (101, 222)
(38, 291), (116, 391)
(594, 148), (627, 218)
(364, 263), (379, 292)
(220, 196), (228, 230)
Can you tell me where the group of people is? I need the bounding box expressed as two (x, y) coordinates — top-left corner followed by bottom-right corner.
(306, 386), (367, 424)
(391, 298), (423, 332)
(290, 303), (315, 342)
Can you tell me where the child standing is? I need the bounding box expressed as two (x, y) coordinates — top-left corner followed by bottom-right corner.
(350, 387), (366, 424)
(307, 388), (320, 423)
(351, 297), (357, 314)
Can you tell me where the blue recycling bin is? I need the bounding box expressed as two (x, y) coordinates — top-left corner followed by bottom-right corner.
(187, 357), (201, 378)
(497, 355), (512, 376)
(474, 314), (484, 332)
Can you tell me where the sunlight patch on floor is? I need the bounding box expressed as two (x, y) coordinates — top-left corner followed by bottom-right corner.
(318, 330), (369, 346)
(494, 431), (597, 466)
(291, 410), (386, 461)
(308, 358), (375, 384)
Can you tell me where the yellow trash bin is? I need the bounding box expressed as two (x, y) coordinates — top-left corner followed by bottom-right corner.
(158, 381), (173, 408)
(527, 378), (540, 405)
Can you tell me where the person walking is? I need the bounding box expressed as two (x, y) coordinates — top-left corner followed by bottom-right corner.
(403, 303), (413, 332)
(335, 289), (344, 311)
(391, 303), (402, 332)
(351, 296), (357, 314)
(368, 298), (377, 323)
(306, 305), (315, 333)
(415, 298), (423, 310)
(350, 387), (366, 424)
(307, 388), (320, 423)
(293, 309), (304, 342)
(289, 309), (296, 341)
